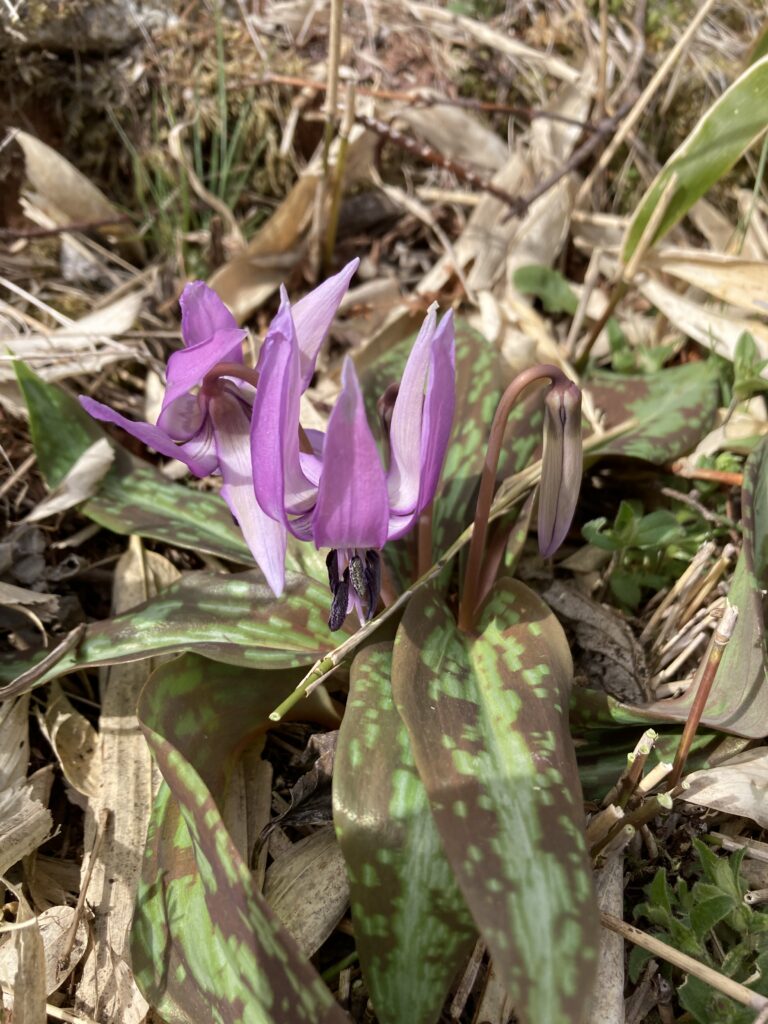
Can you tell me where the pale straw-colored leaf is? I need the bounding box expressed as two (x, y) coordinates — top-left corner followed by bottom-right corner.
(25, 439), (114, 524)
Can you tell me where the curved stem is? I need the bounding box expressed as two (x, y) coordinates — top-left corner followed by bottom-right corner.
(203, 361), (260, 390)
(457, 363), (569, 633)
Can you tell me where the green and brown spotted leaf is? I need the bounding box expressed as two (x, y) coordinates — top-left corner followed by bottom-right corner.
(133, 654), (346, 1024)
(633, 436), (768, 737)
(585, 360), (721, 463)
(16, 360), (324, 577)
(392, 579), (598, 1024)
(333, 643), (475, 1024)
(0, 571), (352, 691)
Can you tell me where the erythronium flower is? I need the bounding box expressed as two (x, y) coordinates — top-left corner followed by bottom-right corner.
(79, 260), (360, 592)
(251, 302), (456, 628)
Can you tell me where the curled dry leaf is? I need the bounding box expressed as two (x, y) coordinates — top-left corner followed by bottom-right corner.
(13, 129), (126, 233)
(684, 747), (768, 827)
(0, 697), (52, 877)
(264, 827), (350, 958)
(42, 682), (101, 801)
(25, 438), (114, 523)
(0, 905), (88, 1000)
(643, 249), (768, 313)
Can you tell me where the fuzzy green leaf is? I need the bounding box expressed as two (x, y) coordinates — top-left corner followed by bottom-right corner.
(391, 579), (598, 1024)
(333, 643), (475, 1024)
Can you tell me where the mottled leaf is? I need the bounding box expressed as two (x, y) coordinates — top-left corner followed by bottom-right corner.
(333, 643), (476, 1024)
(16, 360), (253, 565)
(586, 361), (721, 463)
(392, 579), (598, 1024)
(0, 571), (351, 690)
(622, 55), (768, 262)
(133, 654), (346, 1024)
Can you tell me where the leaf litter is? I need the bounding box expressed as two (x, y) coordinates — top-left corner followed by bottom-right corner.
(2, 1), (768, 1022)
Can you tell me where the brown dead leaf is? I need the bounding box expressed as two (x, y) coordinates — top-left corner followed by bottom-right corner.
(684, 747), (768, 827)
(13, 130), (126, 235)
(43, 683), (101, 801)
(264, 826), (349, 957)
(74, 538), (180, 1024)
(644, 249), (768, 312)
(25, 439), (114, 524)
(0, 906), (87, 1000)
(0, 698), (52, 878)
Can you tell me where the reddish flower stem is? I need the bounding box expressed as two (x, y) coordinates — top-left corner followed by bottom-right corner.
(457, 364), (569, 633)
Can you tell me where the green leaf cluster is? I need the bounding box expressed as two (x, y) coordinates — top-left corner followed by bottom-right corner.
(632, 840), (768, 1023)
(582, 499), (709, 608)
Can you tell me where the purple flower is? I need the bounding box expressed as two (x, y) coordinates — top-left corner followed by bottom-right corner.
(250, 302), (456, 627)
(79, 260), (359, 592)
(538, 378), (582, 558)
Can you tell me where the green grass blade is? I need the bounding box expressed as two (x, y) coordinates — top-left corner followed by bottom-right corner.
(622, 55), (768, 263)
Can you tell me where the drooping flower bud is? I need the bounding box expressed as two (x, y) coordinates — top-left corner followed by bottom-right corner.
(537, 379), (583, 557)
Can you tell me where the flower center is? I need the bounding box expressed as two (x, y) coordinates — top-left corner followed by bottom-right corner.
(326, 548), (382, 631)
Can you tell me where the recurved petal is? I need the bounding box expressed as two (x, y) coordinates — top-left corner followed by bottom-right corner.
(209, 388), (287, 596)
(386, 304), (438, 514)
(180, 280), (240, 346)
(312, 358), (389, 551)
(78, 396), (217, 476)
(162, 327), (246, 416)
(251, 303), (316, 529)
(388, 311), (456, 540)
(291, 258), (359, 387)
(538, 380), (583, 557)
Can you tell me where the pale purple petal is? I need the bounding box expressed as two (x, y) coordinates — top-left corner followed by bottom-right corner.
(251, 303), (316, 531)
(156, 392), (205, 440)
(78, 396), (217, 476)
(312, 358), (389, 550)
(209, 389), (287, 595)
(387, 312), (455, 540)
(291, 258), (359, 387)
(386, 304), (438, 514)
(180, 281), (240, 346)
(162, 327), (246, 415)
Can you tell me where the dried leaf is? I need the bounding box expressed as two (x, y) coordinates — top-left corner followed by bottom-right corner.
(644, 249), (768, 312)
(684, 747), (768, 826)
(43, 683), (101, 799)
(13, 129), (125, 231)
(264, 828), (349, 957)
(0, 906), (87, 998)
(25, 438), (114, 523)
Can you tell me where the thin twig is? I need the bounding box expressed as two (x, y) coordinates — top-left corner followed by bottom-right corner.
(668, 603), (739, 789)
(601, 912), (768, 1013)
(577, 0), (720, 202)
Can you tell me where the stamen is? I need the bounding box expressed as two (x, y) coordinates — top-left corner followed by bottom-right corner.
(348, 555), (367, 600)
(328, 567), (350, 631)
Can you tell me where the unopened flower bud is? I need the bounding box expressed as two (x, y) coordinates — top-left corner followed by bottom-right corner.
(538, 379), (582, 557)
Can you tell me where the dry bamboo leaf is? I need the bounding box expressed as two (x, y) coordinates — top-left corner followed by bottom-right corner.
(0, 696), (30, 788)
(644, 249), (768, 312)
(264, 826), (350, 957)
(0, 583), (59, 616)
(393, 102), (509, 173)
(0, 906), (87, 999)
(684, 747), (768, 827)
(0, 290), (144, 383)
(221, 738), (273, 888)
(209, 125), (374, 323)
(404, 2), (580, 82)
(0, 698), (51, 877)
(637, 275), (768, 358)
(74, 540), (179, 1024)
(473, 960), (515, 1023)
(12, 130), (125, 233)
(25, 439), (114, 524)
(0, 785), (52, 883)
(43, 683), (101, 801)
(0, 913), (46, 1024)
(689, 198), (764, 259)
